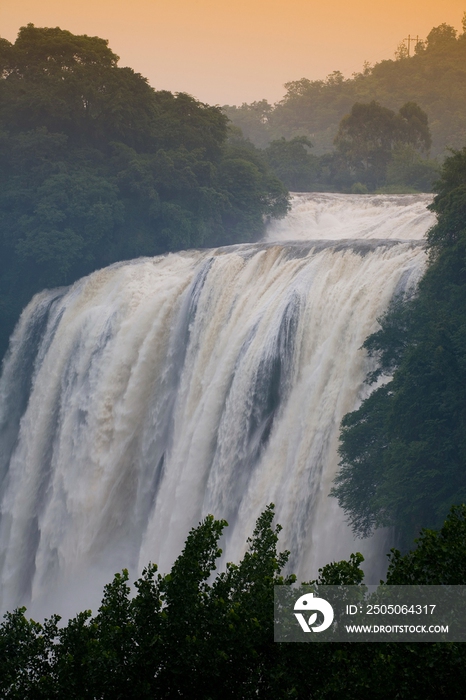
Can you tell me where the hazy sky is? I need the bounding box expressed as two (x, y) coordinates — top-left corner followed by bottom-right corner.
(1, 1), (464, 105)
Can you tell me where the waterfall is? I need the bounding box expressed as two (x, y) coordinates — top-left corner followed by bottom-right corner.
(0, 193), (435, 619)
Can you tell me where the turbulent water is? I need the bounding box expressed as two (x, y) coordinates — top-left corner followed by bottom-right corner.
(266, 192), (434, 242)
(0, 193), (435, 618)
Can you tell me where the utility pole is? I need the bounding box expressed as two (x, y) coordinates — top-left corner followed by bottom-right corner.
(403, 35), (419, 57)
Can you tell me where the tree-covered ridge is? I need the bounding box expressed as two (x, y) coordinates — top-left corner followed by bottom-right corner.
(331, 100), (436, 191)
(255, 100), (439, 196)
(0, 24), (289, 358)
(1, 504), (466, 698)
(224, 19), (466, 158)
(331, 147), (466, 547)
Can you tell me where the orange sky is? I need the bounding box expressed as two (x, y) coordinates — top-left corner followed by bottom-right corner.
(1, 1), (464, 105)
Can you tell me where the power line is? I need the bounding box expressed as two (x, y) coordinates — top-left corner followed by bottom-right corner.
(403, 35), (420, 57)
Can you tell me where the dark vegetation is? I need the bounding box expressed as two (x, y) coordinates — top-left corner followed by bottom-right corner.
(332, 146), (466, 548)
(1, 18), (466, 698)
(2, 19), (464, 354)
(331, 100), (435, 192)
(224, 19), (466, 191)
(1, 503), (466, 698)
(0, 25), (289, 358)
(236, 100), (439, 195)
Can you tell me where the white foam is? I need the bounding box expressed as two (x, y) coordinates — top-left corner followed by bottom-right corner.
(0, 195), (432, 619)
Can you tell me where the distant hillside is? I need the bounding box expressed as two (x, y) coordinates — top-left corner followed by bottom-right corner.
(224, 20), (466, 158)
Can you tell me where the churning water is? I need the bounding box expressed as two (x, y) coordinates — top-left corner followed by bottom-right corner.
(0, 194), (435, 618)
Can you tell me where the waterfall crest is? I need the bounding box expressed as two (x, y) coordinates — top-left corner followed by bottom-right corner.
(0, 194), (433, 617)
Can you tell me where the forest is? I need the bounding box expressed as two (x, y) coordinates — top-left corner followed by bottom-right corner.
(0, 24), (288, 358)
(1, 17), (466, 697)
(1, 122), (466, 700)
(332, 145), (466, 548)
(1, 503), (466, 698)
(2, 20), (465, 354)
(224, 20), (466, 192)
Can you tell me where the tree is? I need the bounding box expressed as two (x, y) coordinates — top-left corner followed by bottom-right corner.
(398, 102), (432, 152)
(225, 16), (466, 164)
(426, 146), (466, 251)
(334, 101), (431, 189)
(221, 100), (273, 149)
(385, 144), (439, 192)
(0, 505), (296, 699)
(0, 25), (159, 152)
(394, 40), (409, 61)
(386, 504), (466, 584)
(265, 136), (319, 191)
(218, 138), (289, 242)
(331, 147), (466, 546)
(3, 504), (466, 698)
(426, 23), (457, 51)
(0, 25), (289, 359)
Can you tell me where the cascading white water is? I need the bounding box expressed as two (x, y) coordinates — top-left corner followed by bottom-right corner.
(266, 192), (434, 241)
(0, 194), (435, 619)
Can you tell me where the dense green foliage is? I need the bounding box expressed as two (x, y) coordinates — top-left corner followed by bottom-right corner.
(224, 20), (466, 159)
(332, 147), (466, 546)
(224, 19), (466, 192)
(385, 504), (466, 584)
(1, 504), (466, 698)
(264, 136), (319, 191)
(0, 25), (289, 358)
(232, 99), (439, 194)
(333, 101), (433, 190)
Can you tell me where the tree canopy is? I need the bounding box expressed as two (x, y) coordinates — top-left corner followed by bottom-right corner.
(333, 101), (431, 189)
(331, 147), (466, 546)
(1, 504), (466, 698)
(0, 25), (289, 358)
(223, 19), (466, 159)
(264, 136), (319, 191)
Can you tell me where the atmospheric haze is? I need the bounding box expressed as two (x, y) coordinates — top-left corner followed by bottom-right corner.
(1, 1), (464, 104)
